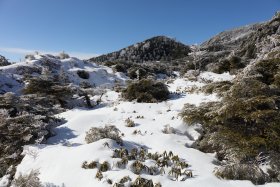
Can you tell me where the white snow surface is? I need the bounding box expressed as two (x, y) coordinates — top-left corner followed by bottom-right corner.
(14, 73), (279, 187)
(199, 72), (234, 82)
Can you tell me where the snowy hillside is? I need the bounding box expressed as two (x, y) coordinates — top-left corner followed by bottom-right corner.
(0, 54), (127, 94)
(5, 72), (277, 187)
(1, 12), (280, 187)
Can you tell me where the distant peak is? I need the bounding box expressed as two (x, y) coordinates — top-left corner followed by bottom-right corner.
(89, 35), (190, 62)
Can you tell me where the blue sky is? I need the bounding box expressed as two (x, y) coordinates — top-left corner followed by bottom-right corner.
(0, 0), (279, 61)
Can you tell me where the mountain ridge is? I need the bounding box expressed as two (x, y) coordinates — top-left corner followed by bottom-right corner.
(89, 35), (191, 63)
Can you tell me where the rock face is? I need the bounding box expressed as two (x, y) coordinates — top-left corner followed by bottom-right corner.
(89, 36), (191, 63)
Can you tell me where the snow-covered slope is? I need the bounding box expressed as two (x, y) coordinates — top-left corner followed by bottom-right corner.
(0, 54), (127, 94)
(12, 72), (279, 187)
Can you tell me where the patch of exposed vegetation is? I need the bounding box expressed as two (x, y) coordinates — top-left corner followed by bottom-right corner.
(84, 147), (193, 186)
(85, 125), (123, 145)
(77, 70), (90, 79)
(122, 79), (170, 103)
(125, 118), (136, 127)
(201, 81), (233, 96)
(180, 58), (280, 184)
(0, 92), (64, 184)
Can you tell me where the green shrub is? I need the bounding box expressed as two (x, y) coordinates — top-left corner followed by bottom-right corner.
(58, 52), (70, 59)
(229, 56), (244, 70)
(180, 57), (280, 183)
(254, 58), (280, 85)
(12, 170), (43, 187)
(122, 79), (169, 103)
(214, 164), (269, 185)
(127, 67), (147, 79)
(77, 70), (90, 79)
(23, 77), (74, 108)
(85, 125), (123, 145)
(213, 56), (245, 74)
(114, 64), (127, 73)
(100, 161), (110, 172)
(201, 81), (233, 96)
(215, 59), (230, 74)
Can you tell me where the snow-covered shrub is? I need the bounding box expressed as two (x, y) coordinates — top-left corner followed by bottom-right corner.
(125, 118), (135, 127)
(79, 81), (92, 88)
(122, 79), (169, 103)
(130, 160), (145, 174)
(131, 176), (156, 187)
(0, 55), (10, 66)
(82, 160), (110, 173)
(162, 124), (175, 134)
(118, 176), (132, 184)
(58, 52), (70, 59)
(95, 170), (103, 180)
(183, 70), (200, 81)
(99, 161), (110, 172)
(85, 125), (123, 145)
(128, 67), (147, 80)
(40, 60), (61, 72)
(214, 164), (269, 185)
(267, 152), (280, 182)
(24, 54), (35, 61)
(112, 147), (191, 180)
(16, 66), (41, 75)
(82, 161), (98, 169)
(77, 70), (90, 79)
(12, 170), (43, 187)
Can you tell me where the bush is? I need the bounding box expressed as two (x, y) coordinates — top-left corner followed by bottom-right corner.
(122, 79), (169, 103)
(77, 70), (90, 79)
(58, 52), (70, 59)
(114, 64), (127, 73)
(267, 152), (280, 182)
(213, 56), (245, 74)
(85, 125), (123, 145)
(201, 81), (233, 96)
(99, 161), (110, 172)
(24, 54), (35, 61)
(229, 56), (244, 70)
(82, 161), (98, 169)
(180, 57), (280, 184)
(214, 164), (269, 185)
(23, 76), (74, 108)
(214, 59), (230, 74)
(162, 124), (176, 134)
(127, 67), (147, 79)
(0, 55), (10, 66)
(12, 170), (43, 187)
(125, 118), (135, 127)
